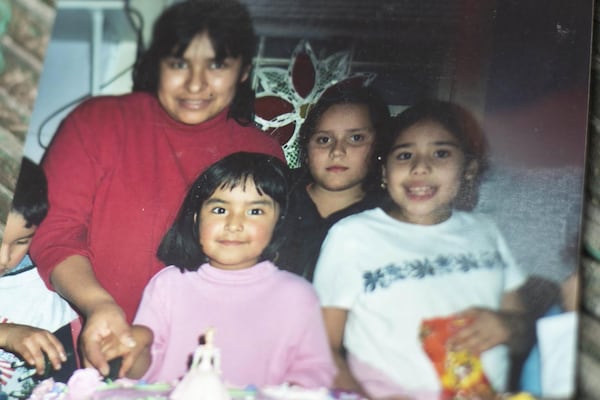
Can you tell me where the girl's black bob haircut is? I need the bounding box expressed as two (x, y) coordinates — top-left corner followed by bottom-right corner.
(11, 157), (48, 228)
(132, 0), (257, 124)
(157, 152), (290, 271)
(297, 84), (391, 192)
(386, 99), (489, 210)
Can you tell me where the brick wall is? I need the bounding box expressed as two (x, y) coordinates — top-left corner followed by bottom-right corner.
(0, 0), (54, 237)
(577, 5), (600, 399)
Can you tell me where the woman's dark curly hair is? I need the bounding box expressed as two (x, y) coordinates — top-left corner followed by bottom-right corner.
(385, 99), (489, 210)
(132, 0), (257, 124)
(297, 84), (391, 192)
(157, 152), (290, 271)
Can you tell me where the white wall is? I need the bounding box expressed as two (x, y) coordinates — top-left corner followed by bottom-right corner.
(23, 0), (167, 163)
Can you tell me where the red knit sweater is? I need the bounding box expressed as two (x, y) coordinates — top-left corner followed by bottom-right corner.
(30, 92), (284, 321)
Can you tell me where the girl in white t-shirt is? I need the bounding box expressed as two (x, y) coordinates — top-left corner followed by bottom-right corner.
(313, 100), (527, 399)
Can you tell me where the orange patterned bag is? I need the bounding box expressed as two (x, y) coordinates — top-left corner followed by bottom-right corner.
(419, 316), (496, 400)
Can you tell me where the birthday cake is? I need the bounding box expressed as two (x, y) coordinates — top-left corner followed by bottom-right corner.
(26, 328), (362, 400)
(27, 369), (361, 400)
(26, 370), (538, 400)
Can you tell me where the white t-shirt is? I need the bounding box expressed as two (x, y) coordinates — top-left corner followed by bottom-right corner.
(0, 263), (76, 331)
(0, 258), (77, 398)
(313, 208), (526, 396)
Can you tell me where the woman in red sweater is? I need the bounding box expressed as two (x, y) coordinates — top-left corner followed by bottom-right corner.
(29, 0), (284, 376)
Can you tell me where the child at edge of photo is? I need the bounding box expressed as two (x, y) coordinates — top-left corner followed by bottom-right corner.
(101, 152), (336, 389)
(0, 158), (78, 399)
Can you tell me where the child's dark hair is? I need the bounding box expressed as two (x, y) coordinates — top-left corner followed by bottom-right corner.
(157, 152), (289, 271)
(386, 100), (488, 210)
(297, 84), (391, 192)
(11, 157), (48, 228)
(132, 0), (257, 125)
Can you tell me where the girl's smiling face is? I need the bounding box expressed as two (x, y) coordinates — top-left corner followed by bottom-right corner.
(157, 31), (248, 125)
(382, 120), (477, 225)
(198, 181), (279, 270)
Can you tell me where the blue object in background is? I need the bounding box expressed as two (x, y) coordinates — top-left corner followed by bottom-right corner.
(519, 304), (563, 396)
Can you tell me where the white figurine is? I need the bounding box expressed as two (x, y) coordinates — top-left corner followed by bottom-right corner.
(170, 328), (231, 400)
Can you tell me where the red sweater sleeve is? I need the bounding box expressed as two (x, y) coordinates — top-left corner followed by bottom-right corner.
(30, 97), (121, 286)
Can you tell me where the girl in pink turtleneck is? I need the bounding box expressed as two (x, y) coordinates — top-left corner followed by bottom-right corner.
(103, 152), (335, 390)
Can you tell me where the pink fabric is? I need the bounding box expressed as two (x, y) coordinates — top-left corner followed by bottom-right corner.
(347, 353), (441, 400)
(29, 92), (284, 322)
(134, 261), (336, 388)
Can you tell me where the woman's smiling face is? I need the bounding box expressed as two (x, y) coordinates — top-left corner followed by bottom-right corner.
(157, 32), (248, 125)
(383, 120), (476, 225)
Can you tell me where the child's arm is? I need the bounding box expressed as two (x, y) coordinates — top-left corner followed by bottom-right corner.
(450, 289), (528, 354)
(0, 323), (67, 374)
(279, 298), (337, 389)
(322, 307), (369, 397)
(49, 254), (135, 376)
(561, 272), (579, 312)
(100, 325), (153, 379)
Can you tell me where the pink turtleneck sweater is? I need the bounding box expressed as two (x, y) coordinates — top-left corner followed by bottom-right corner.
(30, 92), (284, 322)
(134, 261), (336, 388)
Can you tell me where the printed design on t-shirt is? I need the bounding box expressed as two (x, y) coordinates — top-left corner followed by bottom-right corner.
(0, 349), (36, 399)
(362, 250), (507, 292)
(0, 318), (37, 399)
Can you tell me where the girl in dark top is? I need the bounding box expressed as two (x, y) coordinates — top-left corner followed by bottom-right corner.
(278, 84), (391, 280)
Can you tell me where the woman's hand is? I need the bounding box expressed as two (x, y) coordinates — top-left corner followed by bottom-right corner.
(48, 255), (136, 376)
(80, 301), (135, 376)
(99, 325), (153, 379)
(0, 324), (67, 374)
(448, 307), (510, 354)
